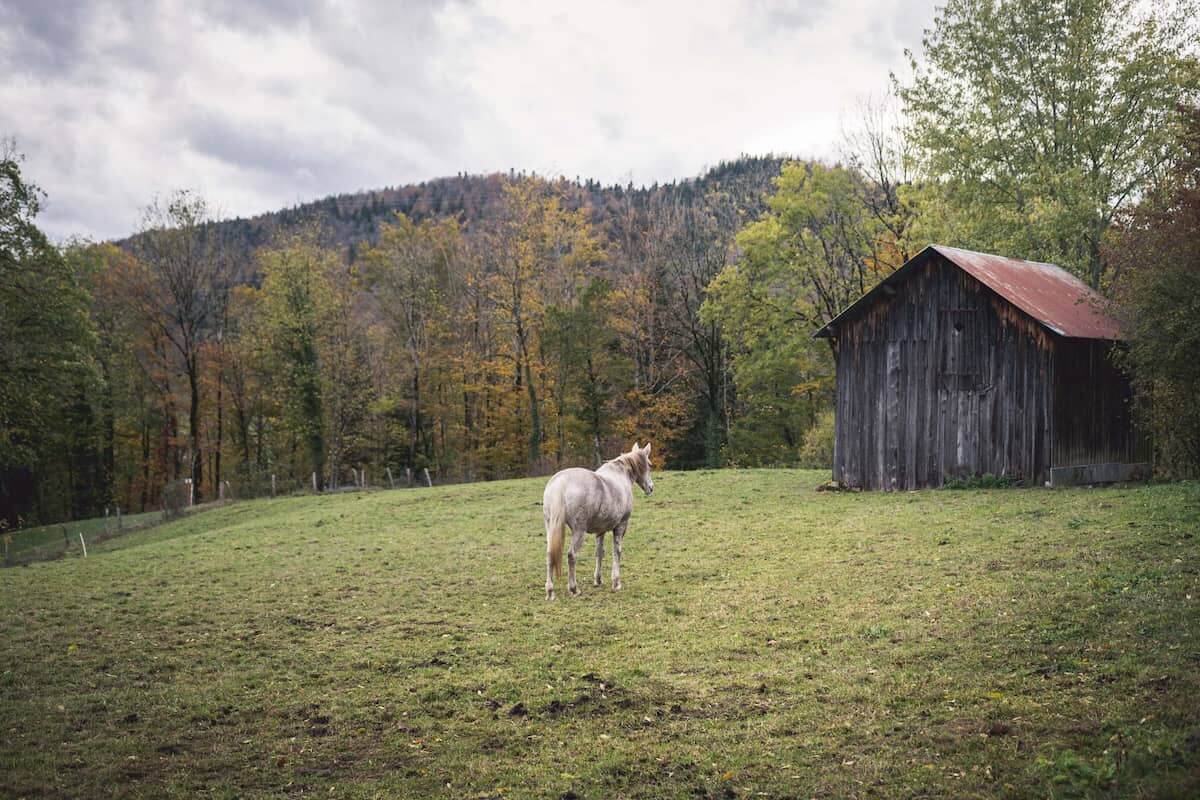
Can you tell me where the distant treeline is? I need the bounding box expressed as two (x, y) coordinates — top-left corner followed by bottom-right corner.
(3, 0), (1198, 528)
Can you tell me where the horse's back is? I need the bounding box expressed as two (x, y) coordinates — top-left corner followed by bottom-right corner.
(543, 467), (628, 533)
(545, 467), (595, 485)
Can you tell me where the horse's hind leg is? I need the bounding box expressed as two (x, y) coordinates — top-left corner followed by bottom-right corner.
(611, 520), (627, 591)
(567, 528), (587, 596)
(593, 532), (605, 587)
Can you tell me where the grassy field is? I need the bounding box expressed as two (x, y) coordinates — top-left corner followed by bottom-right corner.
(5, 508), (166, 560)
(2, 470), (1198, 799)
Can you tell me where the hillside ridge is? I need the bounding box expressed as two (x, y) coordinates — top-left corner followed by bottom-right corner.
(121, 154), (791, 264)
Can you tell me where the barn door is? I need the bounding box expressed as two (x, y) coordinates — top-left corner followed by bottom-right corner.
(939, 309), (981, 479)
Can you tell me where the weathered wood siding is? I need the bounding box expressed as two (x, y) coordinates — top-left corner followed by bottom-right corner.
(1051, 339), (1147, 468)
(833, 254), (1053, 489)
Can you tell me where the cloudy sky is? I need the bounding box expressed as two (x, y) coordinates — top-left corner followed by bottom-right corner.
(0, 0), (936, 241)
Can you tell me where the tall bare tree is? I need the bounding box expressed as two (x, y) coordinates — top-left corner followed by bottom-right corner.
(842, 92), (919, 267)
(129, 191), (230, 503)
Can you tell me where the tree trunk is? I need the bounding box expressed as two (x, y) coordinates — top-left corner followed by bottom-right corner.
(411, 361), (421, 467)
(101, 362), (116, 508)
(587, 355), (603, 467)
(187, 363), (203, 503)
(140, 418), (150, 512)
(235, 402), (252, 466)
(703, 353), (724, 468)
(524, 357), (541, 466)
(166, 396), (180, 482)
(215, 369), (223, 491)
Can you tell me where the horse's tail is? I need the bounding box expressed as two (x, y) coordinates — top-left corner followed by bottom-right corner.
(545, 493), (566, 581)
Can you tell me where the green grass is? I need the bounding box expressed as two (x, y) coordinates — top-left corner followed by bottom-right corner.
(5, 508), (165, 558)
(1, 470), (1198, 799)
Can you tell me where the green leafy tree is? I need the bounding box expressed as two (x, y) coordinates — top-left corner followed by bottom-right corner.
(897, 0), (1199, 286)
(0, 143), (97, 526)
(255, 230), (335, 487)
(66, 242), (145, 511)
(703, 162), (889, 464)
(544, 278), (630, 467)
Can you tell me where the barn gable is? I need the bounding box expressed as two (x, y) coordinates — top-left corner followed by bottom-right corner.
(816, 245), (1121, 341)
(818, 246), (1146, 490)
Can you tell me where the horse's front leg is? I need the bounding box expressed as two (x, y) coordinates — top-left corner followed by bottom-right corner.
(567, 529), (587, 596)
(611, 520), (627, 591)
(594, 532), (605, 586)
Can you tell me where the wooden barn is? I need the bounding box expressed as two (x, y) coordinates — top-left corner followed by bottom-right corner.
(815, 245), (1148, 490)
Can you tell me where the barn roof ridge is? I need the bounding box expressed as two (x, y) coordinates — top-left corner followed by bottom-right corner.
(814, 244), (1122, 341)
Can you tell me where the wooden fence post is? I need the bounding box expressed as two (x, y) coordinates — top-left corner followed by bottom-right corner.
(271, 474), (277, 497)
(406, 467), (412, 487)
(116, 506), (122, 530)
(386, 467), (395, 489)
(78, 532), (87, 559)
(312, 472), (318, 493)
(423, 468), (432, 488)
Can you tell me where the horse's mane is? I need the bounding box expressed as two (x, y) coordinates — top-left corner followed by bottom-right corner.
(603, 450), (646, 478)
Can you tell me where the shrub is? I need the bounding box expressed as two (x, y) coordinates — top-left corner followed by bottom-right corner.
(942, 473), (1020, 490)
(798, 410), (835, 469)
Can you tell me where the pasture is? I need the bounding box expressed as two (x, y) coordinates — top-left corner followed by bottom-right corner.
(1, 470), (1198, 798)
(5, 508), (169, 562)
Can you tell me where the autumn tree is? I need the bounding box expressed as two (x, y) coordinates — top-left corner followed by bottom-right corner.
(485, 179), (603, 470)
(1107, 105), (1200, 475)
(221, 286), (272, 479)
(361, 214), (463, 470)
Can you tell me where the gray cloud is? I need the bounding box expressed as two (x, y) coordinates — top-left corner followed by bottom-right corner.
(0, 1), (93, 73)
(749, 0), (833, 33)
(0, 0), (936, 241)
(201, 0), (326, 31)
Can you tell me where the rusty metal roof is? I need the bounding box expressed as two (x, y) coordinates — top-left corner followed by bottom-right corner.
(815, 244), (1123, 340)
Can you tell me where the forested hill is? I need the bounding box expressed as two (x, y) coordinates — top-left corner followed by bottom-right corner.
(143, 154), (788, 267)
(39, 151), (797, 528)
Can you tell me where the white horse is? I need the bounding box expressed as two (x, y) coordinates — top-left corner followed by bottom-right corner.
(543, 442), (654, 600)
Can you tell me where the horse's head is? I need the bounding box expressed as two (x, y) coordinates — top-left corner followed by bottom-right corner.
(631, 442), (654, 495)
